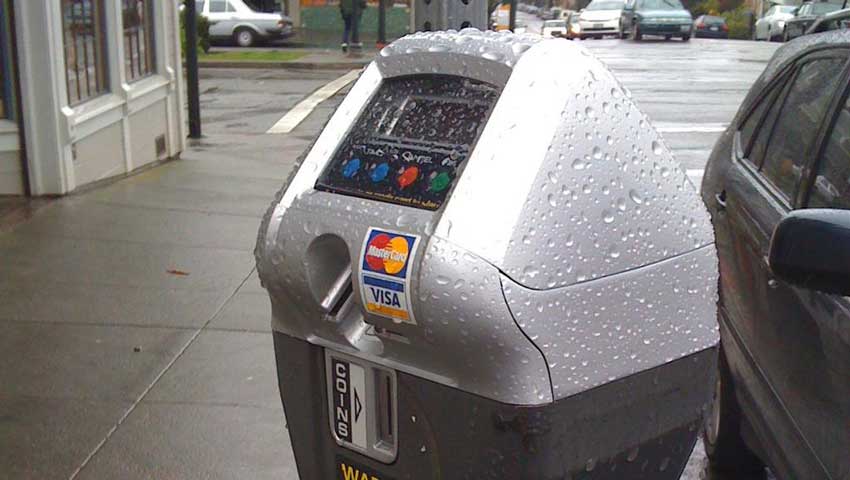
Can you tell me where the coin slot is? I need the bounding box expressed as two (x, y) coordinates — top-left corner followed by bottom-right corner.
(376, 370), (395, 448)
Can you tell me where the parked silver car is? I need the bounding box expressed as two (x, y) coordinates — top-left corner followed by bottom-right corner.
(754, 4), (797, 41)
(196, 0), (294, 47)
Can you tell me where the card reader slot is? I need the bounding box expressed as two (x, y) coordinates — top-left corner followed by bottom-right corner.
(321, 265), (352, 313)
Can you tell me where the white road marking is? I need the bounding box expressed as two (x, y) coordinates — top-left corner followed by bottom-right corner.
(267, 69), (362, 134)
(655, 123), (728, 134)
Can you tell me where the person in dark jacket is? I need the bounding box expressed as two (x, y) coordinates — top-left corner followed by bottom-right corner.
(340, 0), (367, 52)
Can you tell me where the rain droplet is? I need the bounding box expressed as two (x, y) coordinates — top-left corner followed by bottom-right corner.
(629, 189), (644, 205)
(602, 210), (614, 224)
(652, 141), (663, 155)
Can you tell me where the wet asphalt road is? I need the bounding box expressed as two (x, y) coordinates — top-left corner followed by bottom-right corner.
(198, 32), (780, 479)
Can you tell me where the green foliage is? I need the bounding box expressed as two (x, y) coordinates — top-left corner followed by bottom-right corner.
(199, 50), (307, 62)
(180, 4), (211, 55)
(721, 4), (754, 39)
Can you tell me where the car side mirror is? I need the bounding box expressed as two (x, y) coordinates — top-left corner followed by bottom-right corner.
(768, 209), (850, 296)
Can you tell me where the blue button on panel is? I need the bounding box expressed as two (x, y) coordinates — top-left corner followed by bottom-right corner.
(343, 158), (361, 178)
(370, 163), (389, 183)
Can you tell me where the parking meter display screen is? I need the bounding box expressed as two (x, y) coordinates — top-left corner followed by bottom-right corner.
(316, 75), (499, 211)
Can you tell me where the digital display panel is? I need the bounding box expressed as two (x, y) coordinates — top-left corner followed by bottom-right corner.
(315, 75), (500, 211)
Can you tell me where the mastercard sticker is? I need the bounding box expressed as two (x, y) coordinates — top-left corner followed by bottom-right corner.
(359, 228), (419, 325)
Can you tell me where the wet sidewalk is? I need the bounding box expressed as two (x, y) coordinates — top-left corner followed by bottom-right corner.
(0, 68), (347, 479)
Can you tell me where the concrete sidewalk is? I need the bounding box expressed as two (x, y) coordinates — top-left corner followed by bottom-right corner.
(0, 69), (347, 479)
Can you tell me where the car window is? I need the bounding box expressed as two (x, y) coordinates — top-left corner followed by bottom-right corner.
(226, 1), (236, 12)
(813, 3), (841, 15)
(196, 0), (206, 12)
(766, 6), (776, 16)
(799, 4), (811, 15)
(761, 57), (847, 201)
(740, 71), (790, 162)
(586, 0), (624, 10)
(209, 0), (226, 13)
(809, 94), (850, 208)
(780, 5), (797, 13)
(638, 0), (685, 9)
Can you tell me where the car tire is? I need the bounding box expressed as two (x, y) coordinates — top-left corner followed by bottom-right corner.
(702, 345), (766, 474)
(782, 27), (790, 42)
(665, 34), (672, 40)
(234, 28), (256, 48)
(631, 24), (642, 41)
(682, 34), (691, 41)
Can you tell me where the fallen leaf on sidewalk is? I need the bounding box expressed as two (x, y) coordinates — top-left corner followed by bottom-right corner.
(167, 269), (191, 276)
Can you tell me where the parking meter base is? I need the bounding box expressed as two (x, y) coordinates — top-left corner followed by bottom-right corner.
(274, 332), (716, 480)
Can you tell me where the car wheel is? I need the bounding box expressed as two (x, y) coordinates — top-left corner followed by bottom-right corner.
(702, 345), (765, 473)
(782, 27), (790, 42)
(665, 34), (672, 40)
(234, 28), (256, 48)
(631, 24), (642, 41)
(682, 34), (691, 41)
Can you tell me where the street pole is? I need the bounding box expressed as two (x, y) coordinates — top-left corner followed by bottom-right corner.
(377, 0), (387, 47)
(185, 0), (202, 139)
(509, 0), (518, 31)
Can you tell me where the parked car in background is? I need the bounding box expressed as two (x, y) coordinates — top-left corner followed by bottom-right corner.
(542, 19), (569, 37)
(196, 0), (294, 47)
(578, 0), (625, 38)
(694, 14), (729, 38)
(806, 7), (850, 34)
(783, 1), (842, 41)
(622, 0), (693, 41)
(701, 30), (850, 480)
(559, 9), (577, 20)
(754, 5), (798, 41)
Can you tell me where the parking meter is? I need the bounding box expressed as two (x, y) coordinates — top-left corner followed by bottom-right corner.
(257, 29), (719, 480)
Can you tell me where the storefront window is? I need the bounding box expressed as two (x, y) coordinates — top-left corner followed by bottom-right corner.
(61, 0), (109, 105)
(123, 0), (155, 82)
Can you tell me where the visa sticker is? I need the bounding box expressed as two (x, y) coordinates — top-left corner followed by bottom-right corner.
(359, 228), (418, 325)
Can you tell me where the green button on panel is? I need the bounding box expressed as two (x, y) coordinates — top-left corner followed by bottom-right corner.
(430, 172), (451, 193)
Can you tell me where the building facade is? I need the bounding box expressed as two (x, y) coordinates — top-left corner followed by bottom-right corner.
(0, 0), (185, 196)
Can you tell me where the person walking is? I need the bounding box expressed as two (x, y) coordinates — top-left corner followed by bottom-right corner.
(340, 0), (367, 53)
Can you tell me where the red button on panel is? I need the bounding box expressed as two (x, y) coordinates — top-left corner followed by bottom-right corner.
(397, 166), (420, 189)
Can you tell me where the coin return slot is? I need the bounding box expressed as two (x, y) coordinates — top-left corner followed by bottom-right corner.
(376, 370), (395, 448)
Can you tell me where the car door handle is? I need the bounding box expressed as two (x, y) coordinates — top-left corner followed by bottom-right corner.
(715, 190), (727, 211)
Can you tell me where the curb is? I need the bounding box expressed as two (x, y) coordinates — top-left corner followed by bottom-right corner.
(199, 60), (372, 70)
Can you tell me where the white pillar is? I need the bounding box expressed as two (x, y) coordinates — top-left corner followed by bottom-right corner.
(14, 0), (74, 194)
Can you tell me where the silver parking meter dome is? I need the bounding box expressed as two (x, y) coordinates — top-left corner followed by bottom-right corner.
(257, 29), (719, 480)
